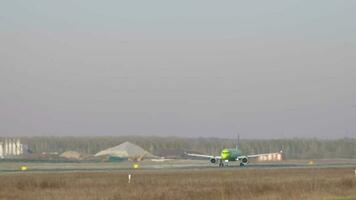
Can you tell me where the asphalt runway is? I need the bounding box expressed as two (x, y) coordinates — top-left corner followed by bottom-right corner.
(0, 159), (355, 174)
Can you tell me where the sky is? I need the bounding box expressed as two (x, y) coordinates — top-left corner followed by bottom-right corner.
(1, 1), (356, 138)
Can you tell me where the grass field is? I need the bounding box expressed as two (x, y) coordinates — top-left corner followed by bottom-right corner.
(0, 168), (355, 200)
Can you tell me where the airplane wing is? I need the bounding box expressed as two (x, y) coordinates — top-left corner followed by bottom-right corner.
(184, 152), (221, 159)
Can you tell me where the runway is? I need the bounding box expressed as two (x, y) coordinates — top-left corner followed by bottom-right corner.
(0, 159), (355, 174)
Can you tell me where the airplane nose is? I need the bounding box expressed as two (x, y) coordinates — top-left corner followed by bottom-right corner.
(221, 149), (230, 160)
(221, 153), (228, 160)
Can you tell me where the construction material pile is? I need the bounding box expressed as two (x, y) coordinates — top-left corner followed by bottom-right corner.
(95, 141), (155, 159)
(60, 151), (82, 160)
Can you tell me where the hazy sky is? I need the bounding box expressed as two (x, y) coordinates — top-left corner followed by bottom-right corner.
(1, 1), (355, 138)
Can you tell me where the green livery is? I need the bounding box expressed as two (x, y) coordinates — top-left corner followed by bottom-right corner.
(221, 148), (240, 161)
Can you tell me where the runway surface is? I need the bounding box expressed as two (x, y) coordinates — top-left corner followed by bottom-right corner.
(0, 159), (355, 174)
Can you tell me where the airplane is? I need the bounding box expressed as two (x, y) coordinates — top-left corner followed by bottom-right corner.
(185, 135), (283, 167)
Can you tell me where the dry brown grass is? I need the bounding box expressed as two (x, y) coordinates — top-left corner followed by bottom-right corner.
(0, 168), (355, 200)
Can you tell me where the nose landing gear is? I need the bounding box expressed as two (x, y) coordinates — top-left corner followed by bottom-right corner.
(219, 159), (224, 167)
(219, 160), (230, 167)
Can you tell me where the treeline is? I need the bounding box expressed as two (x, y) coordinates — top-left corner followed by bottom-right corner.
(8, 136), (356, 159)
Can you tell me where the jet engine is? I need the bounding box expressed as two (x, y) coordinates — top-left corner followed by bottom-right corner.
(210, 158), (217, 164)
(240, 156), (248, 166)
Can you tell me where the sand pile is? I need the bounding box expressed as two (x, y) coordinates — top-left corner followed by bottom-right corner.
(95, 141), (155, 158)
(60, 151), (82, 160)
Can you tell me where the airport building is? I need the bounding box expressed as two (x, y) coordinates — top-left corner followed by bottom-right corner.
(257, 152), (284, 162)
(0, 139), (27, 159)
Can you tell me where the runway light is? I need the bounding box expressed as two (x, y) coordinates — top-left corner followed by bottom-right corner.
(133, 163), (139, 169)
(20, 166), (28, 171)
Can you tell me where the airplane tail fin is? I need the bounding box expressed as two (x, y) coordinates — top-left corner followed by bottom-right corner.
(236, 133), (240, 150)
(279, 145), (285, 160)
(279, 145), (284, 154)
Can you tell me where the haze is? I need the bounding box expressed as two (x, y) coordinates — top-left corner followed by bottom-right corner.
(1, 1), (355, 138)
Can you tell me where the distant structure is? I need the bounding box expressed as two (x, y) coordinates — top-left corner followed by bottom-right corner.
(95, 141), (156, 161)
(0, 139), (26, 158)
(0, 142), (3, 159)
(257, 152), (283, 162)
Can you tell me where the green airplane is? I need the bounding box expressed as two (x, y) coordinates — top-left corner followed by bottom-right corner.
(185, 137), (283, 167)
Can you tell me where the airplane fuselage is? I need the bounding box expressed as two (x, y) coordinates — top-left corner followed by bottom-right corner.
(221, 148), (241, 161)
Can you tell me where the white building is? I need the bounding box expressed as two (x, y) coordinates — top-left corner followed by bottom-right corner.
(0, 139), (25, 158)
(257, 152), (283, 162)
(0, 142), (3, 159)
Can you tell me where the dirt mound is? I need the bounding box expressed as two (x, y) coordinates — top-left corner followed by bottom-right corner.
(95, 141), (155, 158)
(60, 151), (82, 160)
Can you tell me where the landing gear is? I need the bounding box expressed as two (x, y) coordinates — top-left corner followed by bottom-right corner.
(219, 160), (224, 167)
(219, 160), (230, 167)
